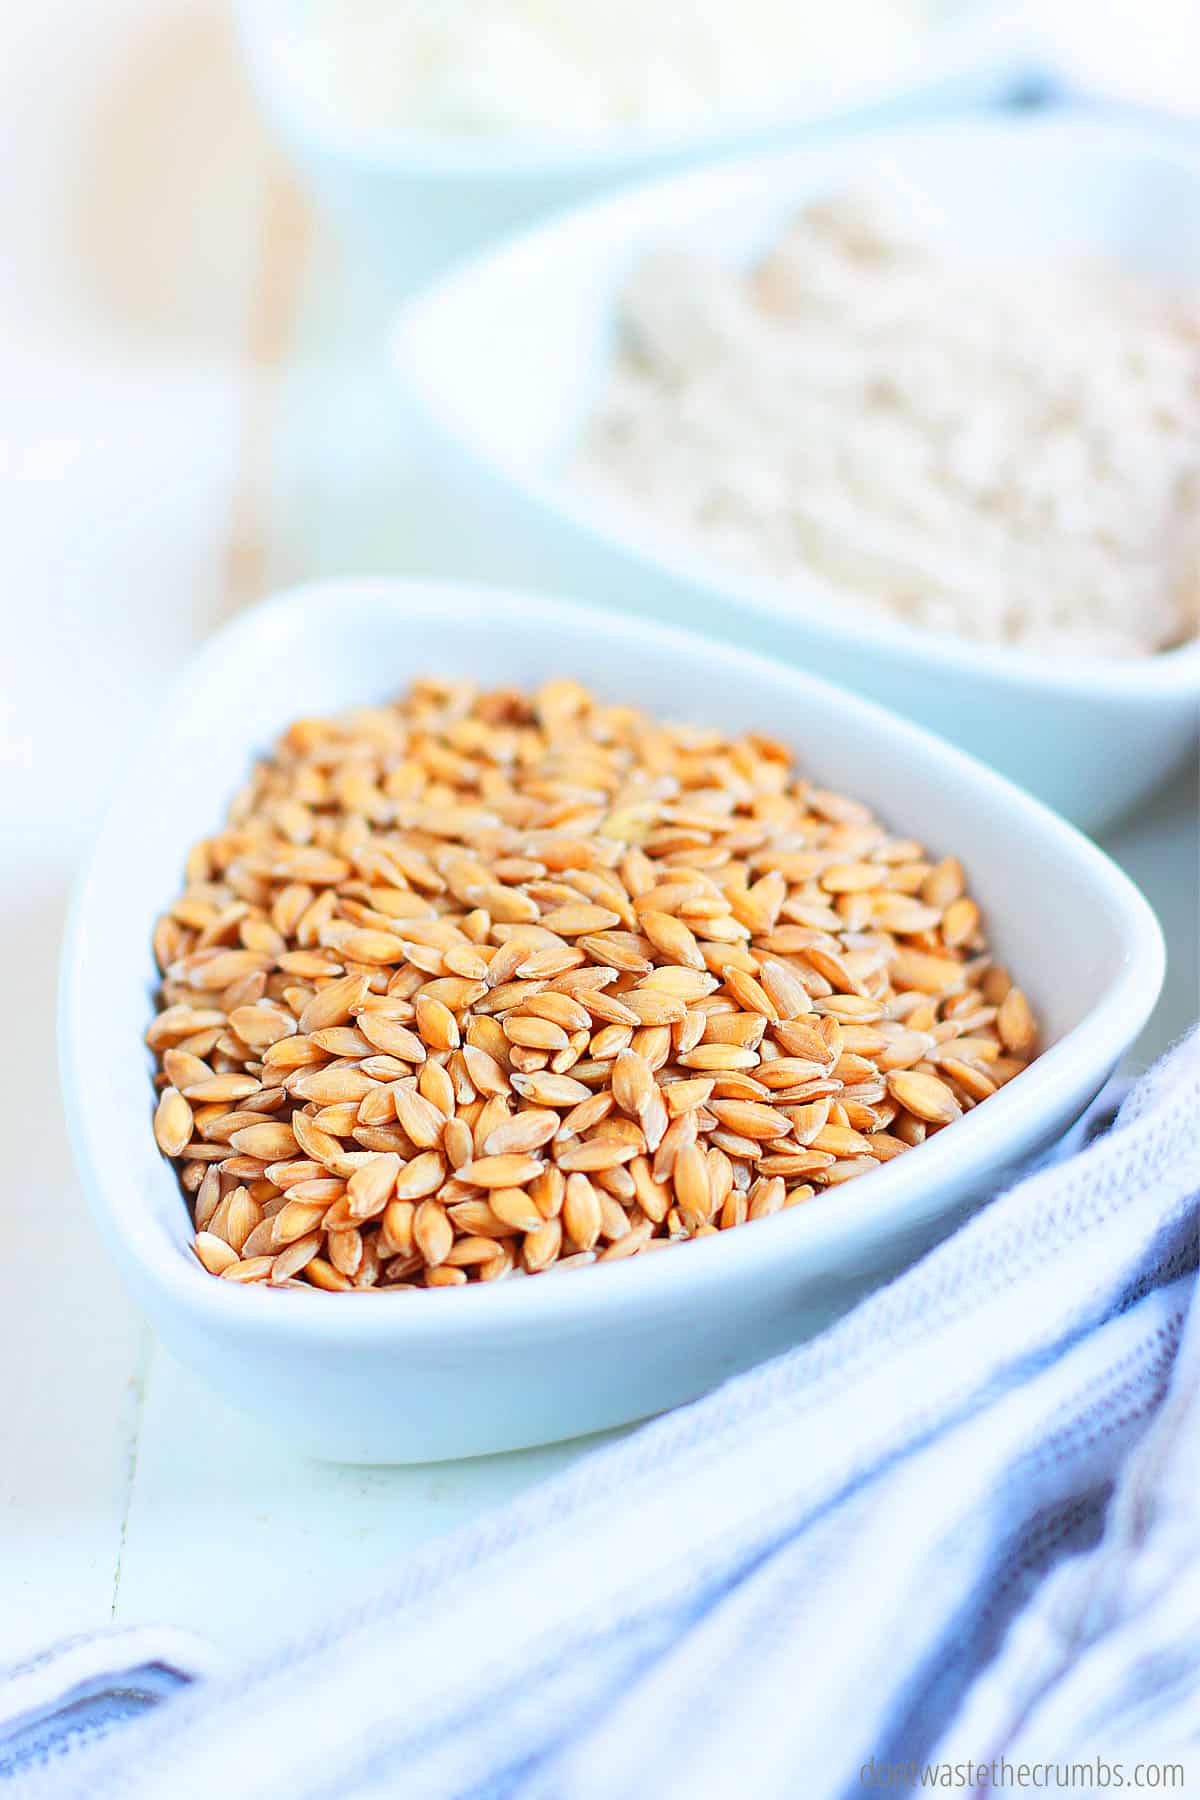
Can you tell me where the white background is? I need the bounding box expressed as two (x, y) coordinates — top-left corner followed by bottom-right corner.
(0, 0), (1195, 1670)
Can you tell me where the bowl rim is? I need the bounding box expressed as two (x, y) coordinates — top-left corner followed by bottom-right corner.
(232, 0), (1026, 175)
(391, 111), (1200, 699)
(59, 577), (1166, 1345)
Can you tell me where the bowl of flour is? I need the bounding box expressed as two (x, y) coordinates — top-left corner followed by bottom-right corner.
(574, 193), (1198, 664)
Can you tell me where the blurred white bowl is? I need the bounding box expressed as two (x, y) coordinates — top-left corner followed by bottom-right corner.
(59, 579), (1163, 1463)
(392, 115), (1200, 831)
(233, 0), (1033, 280)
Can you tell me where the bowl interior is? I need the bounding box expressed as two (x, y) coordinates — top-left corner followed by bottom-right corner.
(64, 583), (1160, 1292)
(238, 0), (1017, 171)
(400, 117), (1200, 465)
(394, 118), (1200, 682)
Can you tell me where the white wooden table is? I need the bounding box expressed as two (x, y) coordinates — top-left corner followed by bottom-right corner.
(1, 0), (1195, 1674)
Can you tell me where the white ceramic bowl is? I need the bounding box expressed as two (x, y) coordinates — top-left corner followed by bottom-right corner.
(233, 0), (1031, 282)
(59, 579), (1163, 1464)
(392, 115), (1200, 832)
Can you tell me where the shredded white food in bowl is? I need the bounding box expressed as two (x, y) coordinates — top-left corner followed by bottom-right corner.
(299, 0), (944, 138)
(574, 196), (1200, 658)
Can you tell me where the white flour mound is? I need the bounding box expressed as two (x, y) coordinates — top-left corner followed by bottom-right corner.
(301, 0), (941, 138)
(576, 196), (1200, 658)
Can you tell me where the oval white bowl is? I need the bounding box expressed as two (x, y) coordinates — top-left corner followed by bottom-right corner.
(233, 0), (1031, 279)
(59, 579), (1164, 1463)
(392, 115), (1200, 831)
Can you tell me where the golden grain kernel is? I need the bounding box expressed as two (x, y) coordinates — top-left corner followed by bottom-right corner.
(457, 1153), (544, 1189)
(488, 1186), (547, 1234)
(346, 1151), (402, 1219)
(563, 1174), (603, 1252)
(886, 1069), (963, 1126)
(153, 1086), (193, 1158)
(480, 1109), (559, 1157)
(413, 1200), (453, 1266)
(997, 986), (1037, 1055)
(673, 1143), (711, 1224)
